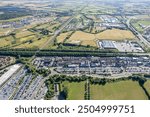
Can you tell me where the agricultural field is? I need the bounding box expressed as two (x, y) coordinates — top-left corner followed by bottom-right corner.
(62, 81), (85, 100)
(0, 36), (14, 47)
(90, 80), (148, 100)
(66, 29), (135, 47)
(15, 30), (34, 39)
(57, 31), (73, 43)
(66, 31), (96, 46)
(96, 29), (135, 40)
(144, 80), (150, 96)
(35, 23), (51, 30)
(82, 5), (116, 15)
(46, 23), (61, 32)
(0, 20), (61, 49)
(18, 35), (37, 43)
(0, 28), (13, 36)
(13, 36), (50, 49)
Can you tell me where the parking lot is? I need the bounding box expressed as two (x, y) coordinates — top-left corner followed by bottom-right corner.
(114, 41), (144, 52)
(0, 68), (27, 100)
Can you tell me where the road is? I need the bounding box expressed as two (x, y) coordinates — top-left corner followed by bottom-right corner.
(40, 6), (86, 50)
(144, 25), (150, 31)
(39, 16), (75, 50)
(126, 18), (150, 48)
(28, 6), (86, 62)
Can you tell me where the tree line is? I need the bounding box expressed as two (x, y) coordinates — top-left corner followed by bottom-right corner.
(0, 50), (139, 57)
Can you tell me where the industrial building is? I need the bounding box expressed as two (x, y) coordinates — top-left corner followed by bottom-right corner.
(100, 40), (117, 49)
(99, 40), (144, 52)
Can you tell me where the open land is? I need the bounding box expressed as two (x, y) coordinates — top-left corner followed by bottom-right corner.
(62, 81), (85, 100)
(66, 29), (135, 46)
(90, 80), (148, 100)
(144, 80), (150, 96)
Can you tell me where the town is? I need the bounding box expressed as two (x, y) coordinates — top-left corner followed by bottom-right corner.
(33, 56), (150, 76)
(0, 55), (150, 100)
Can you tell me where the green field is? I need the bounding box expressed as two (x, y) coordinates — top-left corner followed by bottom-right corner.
(0, 36), (14, 47)
(62, 81), (85, 100)
(14, 36), (50, 49)
(144, 80), (150, 96)
(90, 80), (148, 100)
(0, 16), (62, 49)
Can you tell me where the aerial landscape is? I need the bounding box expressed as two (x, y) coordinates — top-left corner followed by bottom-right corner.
(0, 0), (150, 100)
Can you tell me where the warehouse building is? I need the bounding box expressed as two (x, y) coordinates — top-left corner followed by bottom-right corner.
(100, 40), (117, 49)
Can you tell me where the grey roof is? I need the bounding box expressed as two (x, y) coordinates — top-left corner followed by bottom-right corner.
(101, 41), (116, 49)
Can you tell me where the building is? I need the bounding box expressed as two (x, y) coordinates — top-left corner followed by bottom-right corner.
(100, 41), (117, 49)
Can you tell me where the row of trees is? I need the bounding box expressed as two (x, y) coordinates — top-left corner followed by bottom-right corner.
(45, 74), (89, 84)
(44, 74), (148, 87)
(0, 47), (142, 53)
(0, 50), (137, 57)
(84, 81), (90, 100)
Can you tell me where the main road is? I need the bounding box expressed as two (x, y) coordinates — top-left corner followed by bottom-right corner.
(29, 6), (87, 62)
(126, 18), (150, 48)
(40, 6), (86, 50)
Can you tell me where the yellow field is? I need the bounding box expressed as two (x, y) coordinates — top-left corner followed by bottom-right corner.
(66, 31), (96, 46)
(15, 30), (34, 38)
(57, 31), (72, 43)
(0, 28), (14, 36)
(96, 29), (135, 40)
(35, 23), (50, 29)
(0, 36), (13, 47)
(47, 23), (61, 31)
(19, 35), (36, 43)
(81, 40), (97, 46)
(67, 29), (135, 47)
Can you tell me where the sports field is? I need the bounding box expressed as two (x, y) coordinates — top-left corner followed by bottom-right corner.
(62, 81), (85, 100)
(90, 80), (148, 100)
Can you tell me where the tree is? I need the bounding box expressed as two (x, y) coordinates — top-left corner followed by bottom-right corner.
(60, 86), (68, 100)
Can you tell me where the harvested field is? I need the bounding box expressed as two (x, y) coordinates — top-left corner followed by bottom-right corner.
(67, 29), (135, 47)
